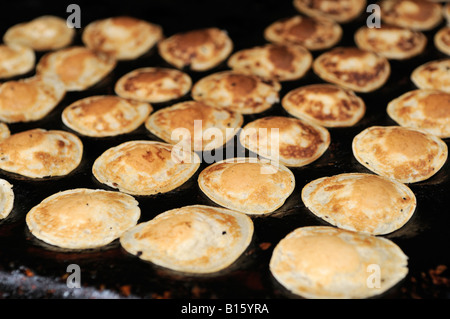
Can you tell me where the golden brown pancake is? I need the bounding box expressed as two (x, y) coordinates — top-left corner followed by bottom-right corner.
(26, 188), (140, 249)
(0, 128), (83, 179)
(0, 44), (35, 79)
(239, 116), (330, 167)
(434, 26), (450, 57)
(292, 0), (367, 23)
(281, 84), (366, 127)
(145, 100), (243, 151)
(191, 71), (281, 114)
(269, 226), (409, 299)
(157, 27), (233, 71)
(114, 67), (192, 103)
(0, 178), (14, 220)
(352, 126), (448, 183)
(312, 47), (391, 93)
(301, 173), (417, 235)
(120, 205), (253, 274)
(410, 59), (450, 93)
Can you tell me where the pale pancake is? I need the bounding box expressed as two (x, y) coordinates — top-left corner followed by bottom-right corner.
(3, 15), (75, 51)
(26, 188), (140, 249)
(120, 205), (253, 274)
(92, 140), (200, 196)
(82, 16), (163, 60)
(239, 116), (330, 167)
(62, 95), (153, 137)
(269, 226), (409, 299)
(0, 75), (65, 123)
(292, 0), (367, 23)
(145, 100), (243, 151)
(410, 59), (450, 93)
(301, 173), (417, 235)
(191, 71), (281, 114)
(281, 84), (366, 127)
(352, 126), (448, 183)
(434, 26), (450, 56)
(227, 43), (312, 82)
(387, 89), (450, 138)
(354, 25), (427, 60)
(312, 47), (391, 93)
(114, 67), (192, 103)
(0, 123), (10, 141)
(0, 44), (35, 79)
(157, 27), (233, 71)
(263, 15), (342, 51)
(0, 128), (83, 179)
(0, 179), (14, 220)
(36, 46), (116, 91)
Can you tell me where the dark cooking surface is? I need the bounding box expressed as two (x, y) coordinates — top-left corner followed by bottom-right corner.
(0, 0), (450, 299)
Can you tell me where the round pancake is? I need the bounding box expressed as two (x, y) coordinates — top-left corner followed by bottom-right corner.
(410, 59), (450, 93)
(36, 46), (116, 91)
(3, 15), (75, 51)
(26, 188), (140, 250)
(354, 25), (427, 60)
(0, 44), (35, 79)
(227, 43), (312, 82)
(191, 71), (281, 114)
(120, 205), (253, 274)
(434, 26), (450, 57)
(157, 27), (233, 71)
(198, 157), (295, 215)
(378, 0), (443, 31)
(0, 128), (83, 179)
(269, 226), (409, 299)
(145, 100), (243, 151)
(312, 47), (391, 93)
(0, 75), (65, 123)
(292, 0), (367, 23)
(82, 16), (163, 60)
(0, 123), (10, 141)
(92, 140), (200, 196)
(239, 116), (330, 167)
(263, 15), (342, 51)
(0, 179), (14, 220)
(301, 173), (416, 235)
(281, 84), (366, 128)
(114, 67), (192, 103)
(62, 95), (153, 137)
(352, 126), (448, 183)
(387, 89), (450, 138)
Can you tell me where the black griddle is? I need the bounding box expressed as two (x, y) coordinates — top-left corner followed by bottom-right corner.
(0, 0), (450, 300)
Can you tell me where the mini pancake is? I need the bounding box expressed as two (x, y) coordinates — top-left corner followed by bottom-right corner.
(354, 25), (427, 60)
(263, 15), (342, 51)
(434, 26), (450, 57)
(0, 123), (10, 141)
(281, 84), (366, 128)
(292, 0), (367, 23)
(269, 226), (409, 299)
(378, 0), (443, 31)
(352, 126), (448, 183)
(0, 75), (65, 123)
(239, 116), (330, 167)
(157, 27), (233, 71)
(301, 173), (417, 235)
(120, 205), (253, 274)
(227, 43), (312, 82)
(3, 15), (75, 51)
(62, 95), (153, 137)
(0, 179), (14, 220)
(191, 71), (281, 114)
(36, 46), (116, 91)
(410, 59), (450, 93)
(114, 67), (192, 103)
(312, 47), (391, 93)
(92, 140), (200, 196)
(145, 100), (243, 151)
(82, 16), (163, 60)
(198, 158), (295, 215)
(26, 188), (140, 250)
(0, 128), (83, 179)
(0, 44), (35, 79)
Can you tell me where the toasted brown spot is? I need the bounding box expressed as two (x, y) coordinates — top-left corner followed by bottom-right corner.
(0, 81), (39, 111)
(268, 45), (295, 71)
(288, 17), (318, 41)
(423, 93), (450, 119)
(225, 74), (257, 95)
